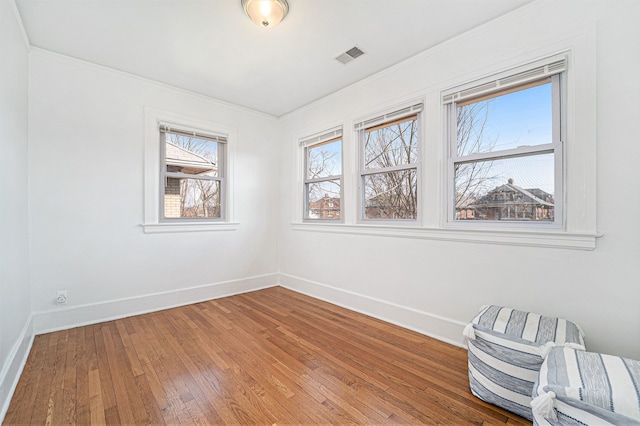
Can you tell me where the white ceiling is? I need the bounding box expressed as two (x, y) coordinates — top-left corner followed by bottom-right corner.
(16, 0), (534, 117)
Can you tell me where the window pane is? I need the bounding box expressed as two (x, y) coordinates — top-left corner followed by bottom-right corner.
(306, 180), (340, 219)
(307, 139), (341, 179)
(364, 117), (418, 170)
(363, 169), (417, 219)
(454, 153), (554, 221)
(457, 81), (552, 156)
(165, 133), (219, 177)
(164, 178), (221, 219)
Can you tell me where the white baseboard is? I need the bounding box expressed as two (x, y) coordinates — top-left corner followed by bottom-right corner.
(33, 273), (279, 335)
(0, 314), (34, 423)
(4, 272), (464, 423)
(278, 273), (467, 349)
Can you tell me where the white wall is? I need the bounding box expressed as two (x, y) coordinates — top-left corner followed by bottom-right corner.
(278, 0), (640, 359)
(0, 0), (32, 417)
(3, 6), (640, 422)
(27, 50), (281, 331)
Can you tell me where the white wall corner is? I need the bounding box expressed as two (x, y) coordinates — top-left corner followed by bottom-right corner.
(8, 0), (30, 50)
(277, 273), (468, 349)
(32, 274), (279, 335)
(0, 315), (34, 423)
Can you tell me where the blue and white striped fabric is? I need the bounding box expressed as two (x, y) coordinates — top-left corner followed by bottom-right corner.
(532, 346), (640, 426)
(464, 305), (586, 420)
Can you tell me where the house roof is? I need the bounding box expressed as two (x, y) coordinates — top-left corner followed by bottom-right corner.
(469, 182), (554, 208)
(166, 142), (216, 175)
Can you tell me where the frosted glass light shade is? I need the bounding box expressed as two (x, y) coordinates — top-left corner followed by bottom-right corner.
(241, 0), (289, 28)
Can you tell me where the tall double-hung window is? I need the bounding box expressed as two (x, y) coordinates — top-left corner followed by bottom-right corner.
(356, 104), (422, 221)
(160, 126), (226, 221)
(444, 56), (566, 227)
(302, 127), (343, 221)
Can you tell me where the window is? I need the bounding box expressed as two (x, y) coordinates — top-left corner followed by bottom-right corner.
(293, 49), (596, 249)
(301, 127), (342, 221)
(160, 126), (226, 221)
(356, 104), (422, 221)
(444, 57), (565, 228)
(143, 108), (236, 233)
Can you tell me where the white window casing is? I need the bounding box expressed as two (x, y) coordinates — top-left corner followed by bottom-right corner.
(159, 124), (227, 223)
(443, 54), (567, 231)
(301, 126), (343, 222)
(356, 102), (423, 224)
(142, 107), (238, 233)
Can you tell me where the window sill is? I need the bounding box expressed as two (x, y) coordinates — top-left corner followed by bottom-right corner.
(291, 222), (601, 250)
(141, 222), (239, 234)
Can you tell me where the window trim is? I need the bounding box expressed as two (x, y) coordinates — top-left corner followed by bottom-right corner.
(443, 55), (566, 230)
(301, 127), (343, 222)
(291, 222), (599, 250)
(290, 33), (599, 249)
(356, 104), (423, 224)
(142, 107), (237, 234)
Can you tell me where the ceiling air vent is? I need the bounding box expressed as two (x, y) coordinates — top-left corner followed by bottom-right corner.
(335, 46), (365, 65)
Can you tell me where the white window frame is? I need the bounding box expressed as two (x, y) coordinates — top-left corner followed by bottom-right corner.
(355, 103), (423, 224)
(443, 55), (567, 231)
(142, 107), (237, 233)
(292, 37), (599, 249)
(300, 127), (343, 222)
(159, 126), (227, 223)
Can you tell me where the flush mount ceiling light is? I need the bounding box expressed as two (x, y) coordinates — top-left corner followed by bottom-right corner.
(241, 0), (289, 28)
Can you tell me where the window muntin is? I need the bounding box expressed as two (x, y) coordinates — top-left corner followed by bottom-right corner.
(160, 128), (226, 221)
(304, 137), (342, 221)
(448, 74), (563, 226)
(360, 115), (419, 220)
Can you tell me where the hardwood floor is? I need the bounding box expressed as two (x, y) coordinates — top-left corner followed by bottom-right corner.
(4, 287), (528, 425)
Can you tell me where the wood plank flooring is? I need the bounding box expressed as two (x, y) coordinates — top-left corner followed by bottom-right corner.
(4, 287), (528, 425)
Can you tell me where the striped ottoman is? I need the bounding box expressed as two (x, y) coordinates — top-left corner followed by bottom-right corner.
(532, 346), (640, 426)
(463, 305), (585, 420)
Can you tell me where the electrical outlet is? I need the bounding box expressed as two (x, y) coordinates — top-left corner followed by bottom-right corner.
(56, 290), (68, 305)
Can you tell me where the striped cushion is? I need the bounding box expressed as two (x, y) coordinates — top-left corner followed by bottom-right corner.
(472, 305), (585, 346)
(532, 346), (640, 425)
(465, 305), (586, 420)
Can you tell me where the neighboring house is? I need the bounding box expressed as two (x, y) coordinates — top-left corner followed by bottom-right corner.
(363, 194), (385, 219)
(308, 194), (340, 219)
(455, 193), (478, 220)
(364, 193), (417, 220)
(458, 178), (554, 221)
(164, 142), (217, 218)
